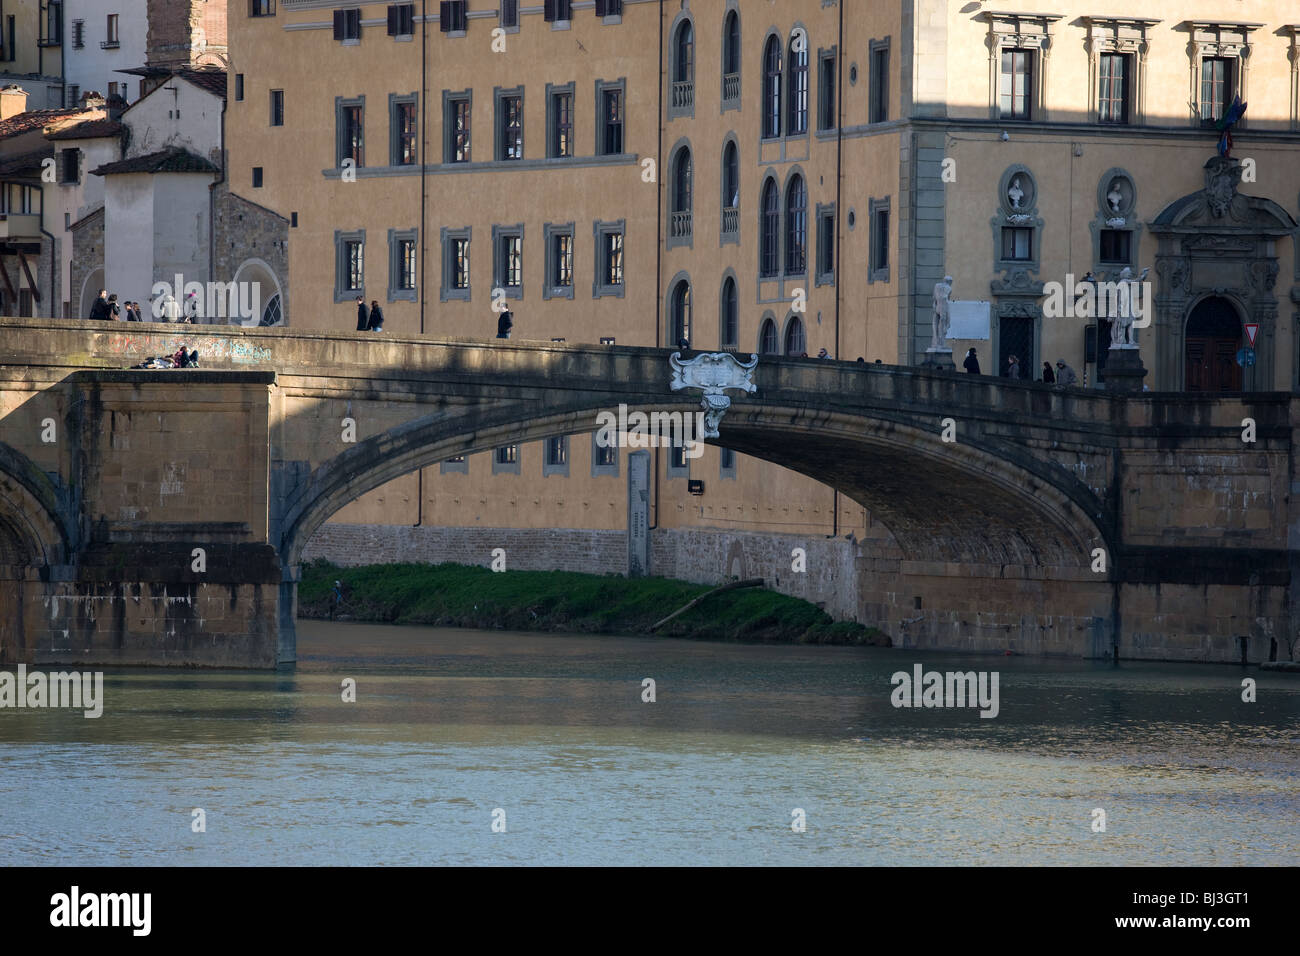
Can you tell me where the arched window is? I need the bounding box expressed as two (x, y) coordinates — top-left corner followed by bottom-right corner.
(670, 280), (692, 346)
(722, 141), (738, 209)
(787, 32), (808, 135)
(785, 174), (806, 275)
(762, 35), (782, 138)
(760, 178), (780, 277)
(722, 12), (743, 79)
(674, 22), (694, 83)
(720, 277), (738, 349)
(784, 315), (805, 356)
(759, 317), (778, 354)
(670, 146), (693, 243)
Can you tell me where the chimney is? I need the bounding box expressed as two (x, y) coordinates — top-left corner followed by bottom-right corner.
(80, 91), (106, 110)
(0, 85), (29, 121)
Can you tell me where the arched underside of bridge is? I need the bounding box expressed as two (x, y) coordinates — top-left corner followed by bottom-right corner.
(280, 397), (1109, 571)
(0, 444), (68, 574)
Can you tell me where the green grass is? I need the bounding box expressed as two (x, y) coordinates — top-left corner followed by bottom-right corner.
(299, 559), (887, 646)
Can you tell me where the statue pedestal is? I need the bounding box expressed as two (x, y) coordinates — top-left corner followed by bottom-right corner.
(1100, 345), (1147, 392)
(920, 347), (956, 371)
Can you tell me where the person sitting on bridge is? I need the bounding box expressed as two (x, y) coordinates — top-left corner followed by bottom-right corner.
(172, 346), (191, 368)
(1054, 360), (1078, 387)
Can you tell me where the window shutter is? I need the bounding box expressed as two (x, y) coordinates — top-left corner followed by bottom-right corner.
(333, 10), (344, 40)
(387, 5), (399, 35)
(544, 0), (556, 22)
(594, 0), (607, 15)
(439, 1), (450, 32)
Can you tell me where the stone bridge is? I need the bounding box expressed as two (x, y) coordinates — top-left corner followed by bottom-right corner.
(0, 318), (1293, 667)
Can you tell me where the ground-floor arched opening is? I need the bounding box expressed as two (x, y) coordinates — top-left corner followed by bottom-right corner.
(1184, 295), (1243, 391)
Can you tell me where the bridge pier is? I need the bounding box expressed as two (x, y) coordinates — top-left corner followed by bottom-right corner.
(278, 569), (299, 665)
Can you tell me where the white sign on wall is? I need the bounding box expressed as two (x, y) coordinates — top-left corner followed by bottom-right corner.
(948, 300), (991, 340)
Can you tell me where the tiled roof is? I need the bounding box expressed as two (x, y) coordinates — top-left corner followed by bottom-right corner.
(91, 146), (219, 176)
(46, 118), (123, 141)
(0, 146), (52, 177)
(177, 69), (228, 99)
(0, 107), (82, 140)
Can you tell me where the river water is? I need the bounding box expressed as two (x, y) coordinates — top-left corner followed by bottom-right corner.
(3, 622), (1297, 865)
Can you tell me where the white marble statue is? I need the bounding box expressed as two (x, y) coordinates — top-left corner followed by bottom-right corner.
(1007, 177), (1024, 209)
(1108, 266), (1149, 348)
(1107, 180), (1123, 214)
(930, 276), (953, 350)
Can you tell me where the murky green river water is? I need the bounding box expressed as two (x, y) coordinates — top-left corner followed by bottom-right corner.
(2, 622), (1297, 865)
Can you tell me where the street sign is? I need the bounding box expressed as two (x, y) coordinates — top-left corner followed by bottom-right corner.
(1236, 347), (1256, 368)
(1245, 323), (1259, 347)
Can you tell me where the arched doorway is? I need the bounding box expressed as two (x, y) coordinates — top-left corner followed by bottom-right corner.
(1184, 296), (1242, 391)
(79, 268), (104, 320)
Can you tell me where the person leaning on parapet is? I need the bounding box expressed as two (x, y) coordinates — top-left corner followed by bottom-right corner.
(1041, 361), (1055, 384)
(355, 296), (368, 332)
(1054, 359), (1078, 387)
(88, 288), (109, 320)
(497, 309), (513, 339)
(963, 347), (981, 375)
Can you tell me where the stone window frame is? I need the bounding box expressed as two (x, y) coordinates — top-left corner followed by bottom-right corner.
(545, 80), (576, 159)
(666, 441), (690, 480)
(989, 164), (1043, 276)
(718, 268), (739, 350)
(498, 0), (520, 34)
(783, 165), (809, 280)
(387, 227), (418, 302)
(817, 45), (837, 131)
(333, 228), (365, 302)
(494, 85), (525, 162)
(868, 37), (889, 124)
(760, 29), (784, 142)
(781, 311), (806, 356)
(815, 201), (835, 287)
(442, 88), (472, 164)
(492, 444), (520, 476)
(543, 221), (575, 300)
(1081, 17), (1159, 126)
(757, 310), (779, 354)
(668, 8), (696, 121)
(388, 91), (418, 167)
(270, 88), (285, 128)
(1184, 21), (1258, 129)
(665, 269), (693, 347)
(719, 446), (737, 481)
(868, 196), (890, 284)
(719, 132), (740, 247)
(440, 225), (472, 302)
(720, 0), (742, 114)
(591, 431), (618, 477)
(440, 455), (468, 475)
(334, 94), (365, 168)
(981, 12), (1062, 122)
(592, 219), (625, 299)
(1088, 167), (1142, 277)
(594, 77), (627, 156)
(492, 223), (525, 301)
(666, 136), (694, 251)
(543, 435), (570, 477)
(784, 21), (812, 140)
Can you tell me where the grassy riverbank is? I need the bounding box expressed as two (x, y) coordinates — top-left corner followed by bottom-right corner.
(299, 560), (887, 645)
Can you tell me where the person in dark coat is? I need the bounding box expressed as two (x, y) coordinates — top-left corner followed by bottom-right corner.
(1055, 360), (1078, 387)
(355, 296), (368, 332)
(1041, 361), (1055, 384)
(367, 300), (384, 331)
(107, 294), (121, 321)
(89, 289), (109, 320)
(963, 347), (981, 374)
(496, 309), (513, 339)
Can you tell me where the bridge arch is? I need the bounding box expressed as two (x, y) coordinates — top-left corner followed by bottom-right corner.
(278, 391), (1110, 573)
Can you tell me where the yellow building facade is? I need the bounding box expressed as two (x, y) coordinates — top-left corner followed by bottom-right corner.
(226, 1), (1300, 578)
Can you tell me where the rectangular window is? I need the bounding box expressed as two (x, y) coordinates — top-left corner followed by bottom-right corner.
(594, 437), (617, 469)
(250, 0), (275, 16)
(235, 74), (244, 102)
(496, 445), (517, 464)
(270, 90), (284, 126)
(595, 0), (622, 15)
(1200, 56), (1232, 125)
(439, 1), (467, 34)
(999, 48), (1032, 120)
(339, 103), (364, 167)
(43, 1), (62, 44)
(544, 0), (573, 23)
(1098, 53), (1129, 124)
(440, 227), (472, 301)
(599, 85), (624, 155)
(105, 13), (118, 45)
(398, 240), (417, 289)
(252, 166), (264, 188)
(818, 52), (836, 130)
(602, 232), (623, 288)
(869, 199), (890, 282)
(333, 9), (362, 42)
(337, 236), (365, 296)
(498, 93), (523, 160)
(387, 3), (414, 35)
(1001, 227), (1031, 261)
(493, 226), (523, 294)
(870, 43), (889, 123)
(1099, 229), (1131, 265)
(553, 235), (572, 288)
(501, 0), (519, 29)
(393, 98), (417, 165)
(445, 93), (471, 163)
(545, 436), (567, 467)
(67, 84), (80, 108)
(549, 89), (574, 158)
(669, 445), (688, 473)
(719, 447), (736, 477)
(71, 19), (83, 49)
(816, 208), (834, 283)
(389, 229), (418, 300)
(60, 148), (79, 185)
